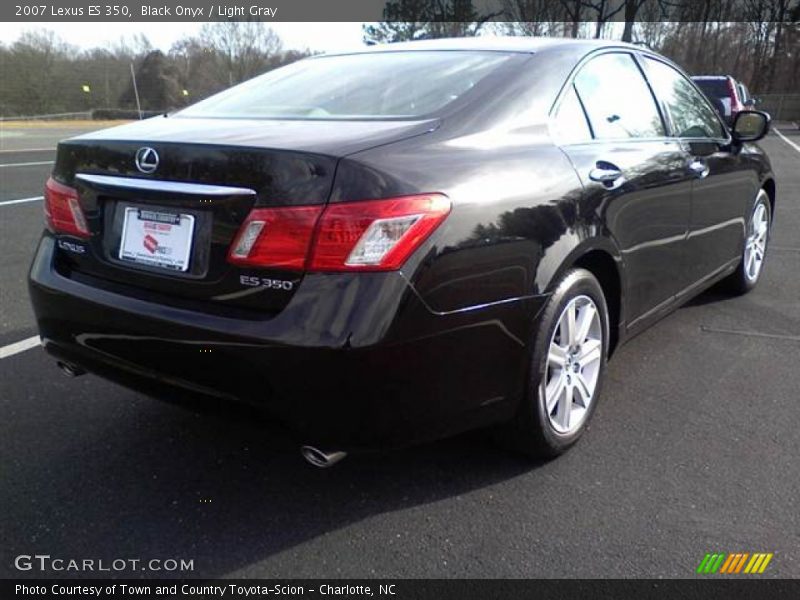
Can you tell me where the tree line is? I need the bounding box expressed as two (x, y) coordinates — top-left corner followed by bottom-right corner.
(366, 0), (799, 95)
(0, 22), (312, 117)
(1, 2), (797, 118)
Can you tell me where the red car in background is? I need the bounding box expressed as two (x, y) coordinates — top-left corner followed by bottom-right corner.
(692, 75), (756, 124)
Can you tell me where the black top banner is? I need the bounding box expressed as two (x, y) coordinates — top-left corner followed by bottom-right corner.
(5, 0), (382, 21)
(3, 0), (799, 22)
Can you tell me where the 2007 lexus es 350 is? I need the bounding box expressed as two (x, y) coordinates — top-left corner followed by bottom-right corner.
(29, 37), (775, 466)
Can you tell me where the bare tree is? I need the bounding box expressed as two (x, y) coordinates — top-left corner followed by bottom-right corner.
(559, 0), (585, 37)
(765, 0), (794, 91)
(622, 0), (650, 42)
(500, 0), (561, 35)
(363, 0), (433, 43)
(363, 0), (502, 43)
(5, 30), (76, 114)
(120, 50), (182, 111)
(199, 21), (283, 86)
(582, 0), (626, 38)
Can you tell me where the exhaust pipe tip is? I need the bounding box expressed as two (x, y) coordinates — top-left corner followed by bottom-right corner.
(56, 361), (86, 378)
(300, 445), (347, 468)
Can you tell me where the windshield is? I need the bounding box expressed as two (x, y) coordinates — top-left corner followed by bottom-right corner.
(178, 51), (512, 120)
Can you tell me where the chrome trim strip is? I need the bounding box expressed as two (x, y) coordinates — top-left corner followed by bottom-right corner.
(75, 173), (257, 196)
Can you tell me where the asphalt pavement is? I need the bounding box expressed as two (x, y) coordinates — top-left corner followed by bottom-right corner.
(1, 122), (799, 579)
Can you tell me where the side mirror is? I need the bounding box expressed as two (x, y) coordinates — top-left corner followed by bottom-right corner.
(732, 110), (770, 143)
(743, 98), (756, 108)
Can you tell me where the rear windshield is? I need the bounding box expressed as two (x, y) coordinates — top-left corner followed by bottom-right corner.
(178, 51), (512, 120)
(693, 79), (730, 99)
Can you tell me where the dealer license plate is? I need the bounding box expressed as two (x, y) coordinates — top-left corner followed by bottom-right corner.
(119, 207), (195, 272)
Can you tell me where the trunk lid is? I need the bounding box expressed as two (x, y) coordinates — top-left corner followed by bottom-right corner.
(68, 115), (440, 156)
(51, 116), (437, 315)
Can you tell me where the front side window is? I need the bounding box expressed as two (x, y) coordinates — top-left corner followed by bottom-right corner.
(178, 51), (512, 120)
(573, 52), (664, 140)
(644, 58), (726, 139)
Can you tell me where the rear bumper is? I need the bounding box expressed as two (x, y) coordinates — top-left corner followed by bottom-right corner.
(29, 234), (547, 449)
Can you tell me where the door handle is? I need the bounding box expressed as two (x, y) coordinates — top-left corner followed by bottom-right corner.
(688, 158), (710, 179)
(589, 161), (624, 188)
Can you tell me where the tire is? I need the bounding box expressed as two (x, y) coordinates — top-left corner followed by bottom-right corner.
(503, 268), (610, 458)
(727, 189), (771, 295)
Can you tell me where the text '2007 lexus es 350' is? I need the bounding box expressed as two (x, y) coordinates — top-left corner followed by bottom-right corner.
(28, 37), (775, 466)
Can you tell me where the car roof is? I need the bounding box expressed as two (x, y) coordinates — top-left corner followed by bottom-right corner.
(692, 75), (734, 81)
(323, 36), (643, 57)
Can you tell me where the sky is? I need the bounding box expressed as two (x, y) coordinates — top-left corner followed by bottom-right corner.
(2, 22), (368, 54)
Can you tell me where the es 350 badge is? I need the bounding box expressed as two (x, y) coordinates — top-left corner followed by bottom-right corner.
(239, 275), (295, 291)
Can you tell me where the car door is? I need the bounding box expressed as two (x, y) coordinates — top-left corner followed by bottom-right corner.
(553, 51), (694, 326)
(641, 57), (752, 286)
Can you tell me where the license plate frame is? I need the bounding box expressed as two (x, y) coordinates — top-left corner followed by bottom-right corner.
(119, 206), (196, 273)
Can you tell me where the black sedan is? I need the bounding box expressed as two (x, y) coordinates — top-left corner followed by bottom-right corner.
(28, 37), (774, 466)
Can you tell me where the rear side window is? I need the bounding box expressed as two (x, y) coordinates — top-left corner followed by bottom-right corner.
(573, 52), (664, 140)
(693, 79), (729, 100)
(552, 85), (592, 144)
(645, 59), (726, 139)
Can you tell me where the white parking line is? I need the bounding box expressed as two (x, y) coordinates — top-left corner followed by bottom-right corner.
(0, 336), (41, 359)
(0, 147), (54, 153)
(0, 195), (43, 207)
(774, 128), (800, 154)
(0, 160), (53, 168)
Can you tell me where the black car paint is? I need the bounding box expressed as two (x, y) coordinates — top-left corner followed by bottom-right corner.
(28, 39), (775, 450)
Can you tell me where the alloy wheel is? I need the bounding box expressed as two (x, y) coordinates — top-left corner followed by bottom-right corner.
(744, 193), (769, 283)
(543, 295), (603, 434)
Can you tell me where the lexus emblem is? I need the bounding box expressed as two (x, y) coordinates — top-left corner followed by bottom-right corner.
(135, 147), (159, 174)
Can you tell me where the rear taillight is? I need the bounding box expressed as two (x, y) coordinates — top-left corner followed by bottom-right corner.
(228, 206), (324, 270)
(44, 177), (89, 238)
(309, 194), (450, 271)
(727, 79), (742, 111)
(228, 193), (450, 272)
